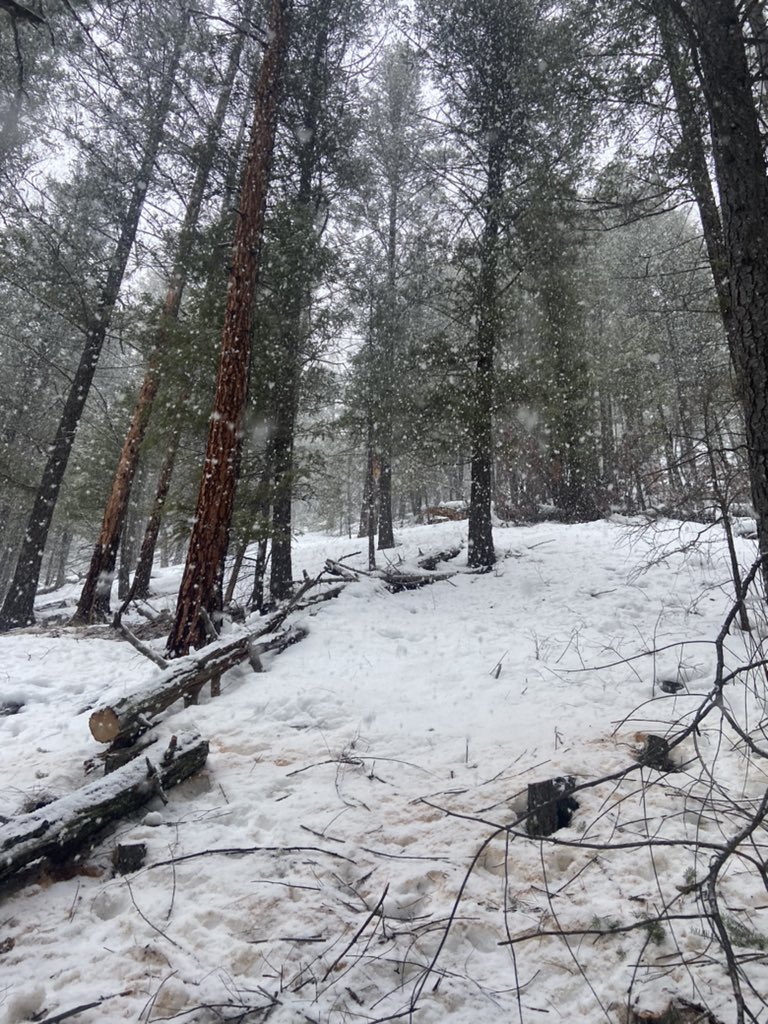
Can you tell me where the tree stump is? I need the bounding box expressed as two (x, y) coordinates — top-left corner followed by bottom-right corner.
(112, 842), (147, 875)
(526, 776), (578, 837)
(639, 734), (675, 771)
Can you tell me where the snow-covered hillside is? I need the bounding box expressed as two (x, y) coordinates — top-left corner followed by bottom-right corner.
(1, 519), (767, 1024)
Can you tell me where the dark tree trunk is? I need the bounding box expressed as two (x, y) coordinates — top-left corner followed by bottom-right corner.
(167, 0), (290, 657)
(377, 453), (394, 548)
(654, 4), (736, 356)
(267, 10), (331, 602)
(366, 417), (377, 571)
(358, 437), (378, 540)
(117, 515), (132, 603)
(599, 391), (617, 495)
(0, 12), (188, 633)
(467, 141), (502, 568)
(54, 528), (71, 590)
(377, 178), (398, 551)
(73, 16), (248, 625)
(269, 414), (296, 601)
(683, 0), (768, 592)
(249, 536), (269, 611)
(224, 535), (249, 607)
(127, 428), (181, 603)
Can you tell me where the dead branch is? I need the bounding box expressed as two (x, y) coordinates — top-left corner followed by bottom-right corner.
(114, 620), (169, 669)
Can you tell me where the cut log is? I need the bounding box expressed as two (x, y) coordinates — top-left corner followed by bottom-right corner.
(90, 623), (309, 746)
(93, 575), (343, 747)
(103, 733), (159, 775)
(526, 776), (578, 837)
(0, 732), (208, 888)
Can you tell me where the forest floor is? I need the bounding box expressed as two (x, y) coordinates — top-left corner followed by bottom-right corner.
(1, 516), (767, 1024)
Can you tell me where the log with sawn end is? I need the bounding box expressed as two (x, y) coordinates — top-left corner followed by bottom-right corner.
(90, 623), (309, 746)
(91, 575), (345, 746)
(0, 731), (208, 890)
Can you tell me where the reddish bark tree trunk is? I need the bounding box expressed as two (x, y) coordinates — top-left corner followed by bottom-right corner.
(73, 13), (251, 624)
(166, 0), (291, 657)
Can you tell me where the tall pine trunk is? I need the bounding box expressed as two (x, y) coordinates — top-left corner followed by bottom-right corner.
(266, 8), (335, 601)
(123, 56), (259, 604)
(654, 4), (736, 360)
(0, 12), (188, 633)
(377, 177), (398, 550)
(166, 0), (290, 657)
(73, 13), (250, 624)
(684, 0), (768, 591)
(269, 390), (298, 601)
(126, 428), (181, 603)
(467, 141), (502, 568)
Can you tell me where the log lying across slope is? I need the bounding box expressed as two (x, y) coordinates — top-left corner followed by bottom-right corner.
(91, 581), (345, 746)
(90, 623), (307, 746)
(0, 732), (208, 888)
(90, 553), (456, 748)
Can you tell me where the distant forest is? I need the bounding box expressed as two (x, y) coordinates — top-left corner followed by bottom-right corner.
(0, 0), (765, 654)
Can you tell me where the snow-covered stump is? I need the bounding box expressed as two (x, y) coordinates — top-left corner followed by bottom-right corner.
(526, 775), (578, 836)
(0, 731), (208, 889)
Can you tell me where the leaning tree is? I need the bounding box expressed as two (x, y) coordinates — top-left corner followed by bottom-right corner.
(166, 0), (292, 658)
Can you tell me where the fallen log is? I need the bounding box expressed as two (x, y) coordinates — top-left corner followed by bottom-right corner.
(377, 568), (455, 593)
(417, 546), (462, 571)
(93, 573), (342, 749)
(324, 559), (361, 581)
(325, 559), (454, 593)
(90, 623), (308, 746)
(91, 575), (344, 747)
(0, 731), (208, 889)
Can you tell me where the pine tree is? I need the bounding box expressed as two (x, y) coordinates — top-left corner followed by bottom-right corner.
(73, 3), (254, 624)
(418, 0), (598, 566)
(166, 0), (291, 658)
(0, 1), (191, 631)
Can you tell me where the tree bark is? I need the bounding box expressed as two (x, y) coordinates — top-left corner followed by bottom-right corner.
(267, 9), (332, 601)
(269, 393), (298, 600)
(654, 3), (736, 359)
(223, 534), (249, 607)
(73, 13), (250, 625)
(683, 0), (768, 591)
(167, 0), (290, 657)
(0, 9), (189, 633)
(377, 175), (398, 550)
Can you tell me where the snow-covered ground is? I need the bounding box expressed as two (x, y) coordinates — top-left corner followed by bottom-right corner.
(1, 518), (767, 1024)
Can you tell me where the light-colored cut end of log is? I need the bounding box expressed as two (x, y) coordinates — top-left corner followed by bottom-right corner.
(90, 707), (120, 743)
